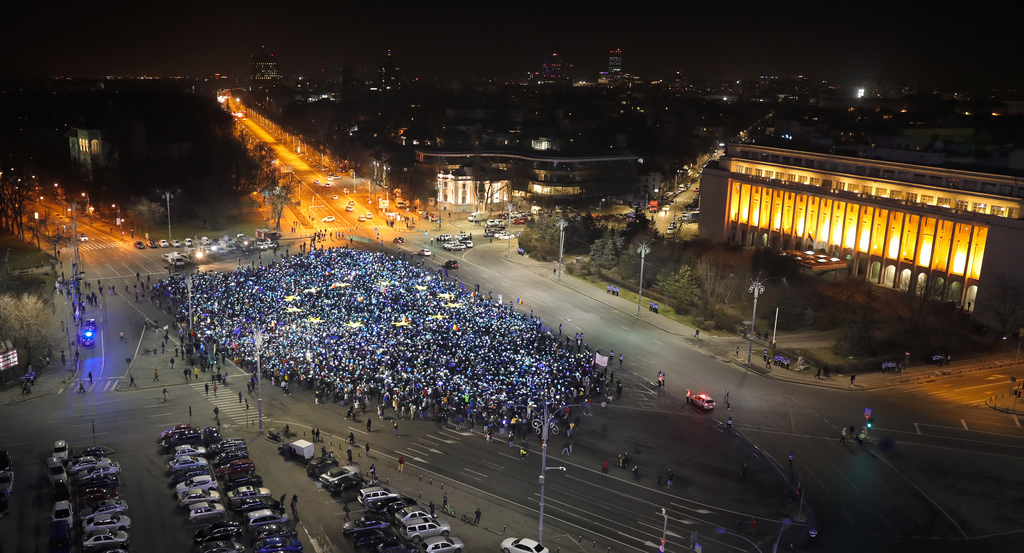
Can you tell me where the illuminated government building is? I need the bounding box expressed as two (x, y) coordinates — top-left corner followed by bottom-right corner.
(701, 143), (1024, 314)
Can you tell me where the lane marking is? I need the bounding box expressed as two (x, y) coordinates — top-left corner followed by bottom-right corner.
(961, 419), (969, 430)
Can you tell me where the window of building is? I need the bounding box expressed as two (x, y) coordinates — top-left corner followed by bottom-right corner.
(853, 165), (867, 176)
(875, 188), (887, 197)
(809, 177), (821, 186)
(936, 197), (952, 207)
(754, 168), (764, 177)
(846, 183), (859, 193)
(90, 140), (100, 154)
(921, 195), (934, 204)
(828, 162), (839, 172)
(770, 155), (780, 163)
(1016, 188), (1024, 198)
(972, 202), (987, 213)
(947, 178), (960, 189)
(882, 170), (895, 180)
(1000, 185), (1013, 196)
(954, 199), (969, 210)
(897, 172), (911, 181)
(781, 156), (791, 164)
(816, 160), (827, 169)
(928, 176), (942, 186)
(981, 182), (997, 193)
(1009, 207), (1019, 219)
(861, 185), (872, 195)
(991, 205), (1006, 217)
(890, 190), (904, 200)
(963, 180), (978, 191)
(905, 192), (918, 203)
(868, 167), (880, 177)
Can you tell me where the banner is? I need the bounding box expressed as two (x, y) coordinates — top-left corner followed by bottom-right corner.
(594, 353), (609, 367)
(0, 349), (18, 371)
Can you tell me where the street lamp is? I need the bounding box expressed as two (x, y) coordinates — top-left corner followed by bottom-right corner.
(746, 274), (783, 364)
(636, 242), (651, 316)
(504, 203), (516, 260)
(555, 218), (568, 282)
(160, 190), (174, 241)
(253, 329), (265, 434)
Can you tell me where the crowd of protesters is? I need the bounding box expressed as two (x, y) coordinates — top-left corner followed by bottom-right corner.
(154, 246), (612, 432)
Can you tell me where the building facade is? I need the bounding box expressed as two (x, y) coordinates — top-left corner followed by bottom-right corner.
(701, 143), (1024, 314)
(249, 52), (282, 89)
(65, 128), (112, 177)
(417, 149), (638, 211)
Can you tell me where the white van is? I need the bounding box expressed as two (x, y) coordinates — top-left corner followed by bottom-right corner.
(467, 212), (489, 222)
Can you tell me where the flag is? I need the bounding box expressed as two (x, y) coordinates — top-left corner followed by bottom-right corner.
(518, 298), (523, 305)
(594, 353), (609, 367)
(453, 324), (459, 332)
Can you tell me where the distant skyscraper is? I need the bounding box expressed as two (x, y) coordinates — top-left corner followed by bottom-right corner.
(542, 53), (563, 80)
(609, 49), (622, 76)
(249, 49), (282, 90)
(379, 50), (401, 92)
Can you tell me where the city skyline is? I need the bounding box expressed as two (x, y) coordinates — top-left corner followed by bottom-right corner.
(5, 1), (1021, 88)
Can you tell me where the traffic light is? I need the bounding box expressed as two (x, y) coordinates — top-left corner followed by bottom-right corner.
(866, 417), (874, 429)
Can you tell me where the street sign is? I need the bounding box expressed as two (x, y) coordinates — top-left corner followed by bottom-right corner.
(863, 407), (872, 419)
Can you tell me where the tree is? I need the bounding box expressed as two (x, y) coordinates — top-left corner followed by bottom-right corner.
(834, 299), (877, 358)
(0, 293), (52, 370)
(692, 257), (740, 321)
(653, 264), (699, 309)
(888, 274), (946, 342)
(262, 175), (297, 232)
(589, 231), (624, 269)
(127, 197), (163, 234)
(980, 273), (1024, 337)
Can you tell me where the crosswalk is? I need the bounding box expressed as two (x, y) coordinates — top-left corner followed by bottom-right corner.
(187, 382), (258, 425)
(63, 241), (126, 252)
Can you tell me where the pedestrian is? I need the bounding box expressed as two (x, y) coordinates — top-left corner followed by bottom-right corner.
(398, 455), (405, 472)
(129, 375), (136, 387)
(367, 418), (372, 432)
(238, 390), (242, 403)
(290, 495), (298, 513)
(213, 383), (218, 397)
(788, 451), (794, 467)
(656, 472), (663, 486)
(365, 442), (370, 457)
(347, 448), (353, 464)
(280, 493), (287, 505)
(429, 501), (435, 518)
(726, 417), (732, 429)
(740, 461), (748, 480)
(619, 353), (623, 366)
(509, 435), (514, 448)
(616, 380), (622, 399)
(695, 329), (700, 338)
(749, 518), (757, 536)
(443, 492), (448, 508)
(850, 374), (856, 386)
(561, 439), (571, 455)
(666, 469), (674, 487)
(840, 427), (847, 442)
(343, 502), (351, 521)
(153, 369), (159, 381)
(601, 460), (609, 474)
(205, 383), (209, 396)
(632, 465), (640, 481)
(474, 507), (481, 525)
(393, 421), (398, 435)
(214, 406), (220, 420)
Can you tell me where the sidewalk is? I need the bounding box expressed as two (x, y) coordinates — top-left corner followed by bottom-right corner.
(527, 257), (1021, 395)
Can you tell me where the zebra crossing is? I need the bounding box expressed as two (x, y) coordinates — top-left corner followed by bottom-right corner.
(63, 241), (126, 252)
(187, 382), (258, 425)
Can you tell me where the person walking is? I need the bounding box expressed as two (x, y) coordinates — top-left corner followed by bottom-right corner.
(601, 460), (609, 474)
(393, 421), (398, 436)
(367, 418), (372, 432)
(429, 501), (435, 518)
(788, 451), (795, 467)
(442, 492), (448, 509)
(365, 442), (370, 457)
(153, 369), (159, 381)
(213, 383), (217, 397)
(632, 465), (640, 481)
(343, 502), (351, 521)
(839, 427), (847, 442)
(398, 455), (405, 472)
(347, 448), (353, 465)
(666, 469), (674, 487)
(290, 495), (298, 514)
(205, 383), (209, 396)
(280, 493), (287, 505)
(129, 375), (136, 387)
(474, 508), (481, 525)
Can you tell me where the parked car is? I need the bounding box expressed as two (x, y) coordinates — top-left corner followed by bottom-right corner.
(212, 450), (249, 468)
(134, 241), (147, 249)
(419, 536), (464, 553)
(201, 427), (223, 447)
(216, 459), (255, 479)
(343, 516), (391, 536)
(81, 499), (128, 518)
(0, 471), (13, 494)
(322, 216), (336, 223)
(327, 474), (365, 495)
(197, 540), (246, 553)
(193, 521), (243, 545)
(172, 240), (183, 248)
(178, 487), (222, 507)
(148, 239), (158, 248)
(78, 488), (119, 507)
(169, 456), (209, 474)
(52, 500), (73, 526)
(231, 497), (282, 515)
(81, 513), (131, 533)
(245, 508), (290, 529)
(82, 529), (129, 552)
(305, 457), (338, 478)
(226, 486), (272, 503)
(176, 475), (218, 494)
(398, 517), (450, 542)
(159, 240), (170, 248)
(501, 538), (550, 553)
(253, 537), (304, 553)
(318, 465), (360, 486)
(208, 439), (246, 457)
(76, 463), (121, 481)
(46, 457), (68, 482)
(443, 260), (459, 270)
(222, 472), (263, 491)
(350, 529), (394, 550)
(171, 466), (213, 486)
(250, 523), (298, 541)
(392, 237), (405, 244)
(173, 445), (208, 458)
(53, 440), (71, 463)
(188, 502), (227, 524)
(52, 479), (72, 502)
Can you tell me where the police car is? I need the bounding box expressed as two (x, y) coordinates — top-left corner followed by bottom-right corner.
(81, 319), (97, 347)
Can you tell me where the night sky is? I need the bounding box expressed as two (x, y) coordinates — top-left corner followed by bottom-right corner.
(6, 1), (1020, 87)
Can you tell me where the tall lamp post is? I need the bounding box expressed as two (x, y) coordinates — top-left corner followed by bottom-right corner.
(555, 218), (567, 281)
(536, 364), (568, 544)
(747, 274), (767, 364)
(504, 203), (516, 260)
(636, 242), (651, 316)
(160, 190), (174, 241)
(253, 329), (265, 434)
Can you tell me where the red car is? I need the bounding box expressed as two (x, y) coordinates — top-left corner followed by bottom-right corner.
(79, 488), (121, 507)
(53, 480), (72, 502)
(512, 217), (530, 224)
(392, 237), (405, 244)
(216, 460), (255, 479)
(160, 424), (198, 440)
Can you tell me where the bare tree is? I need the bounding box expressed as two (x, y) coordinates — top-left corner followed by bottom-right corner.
(0, 293), (52, 369)
(127, 197), (163, 234)
(980, 273), (1024, 337)
(888, 275), (946, 339)
(262, 174), (297, 232)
